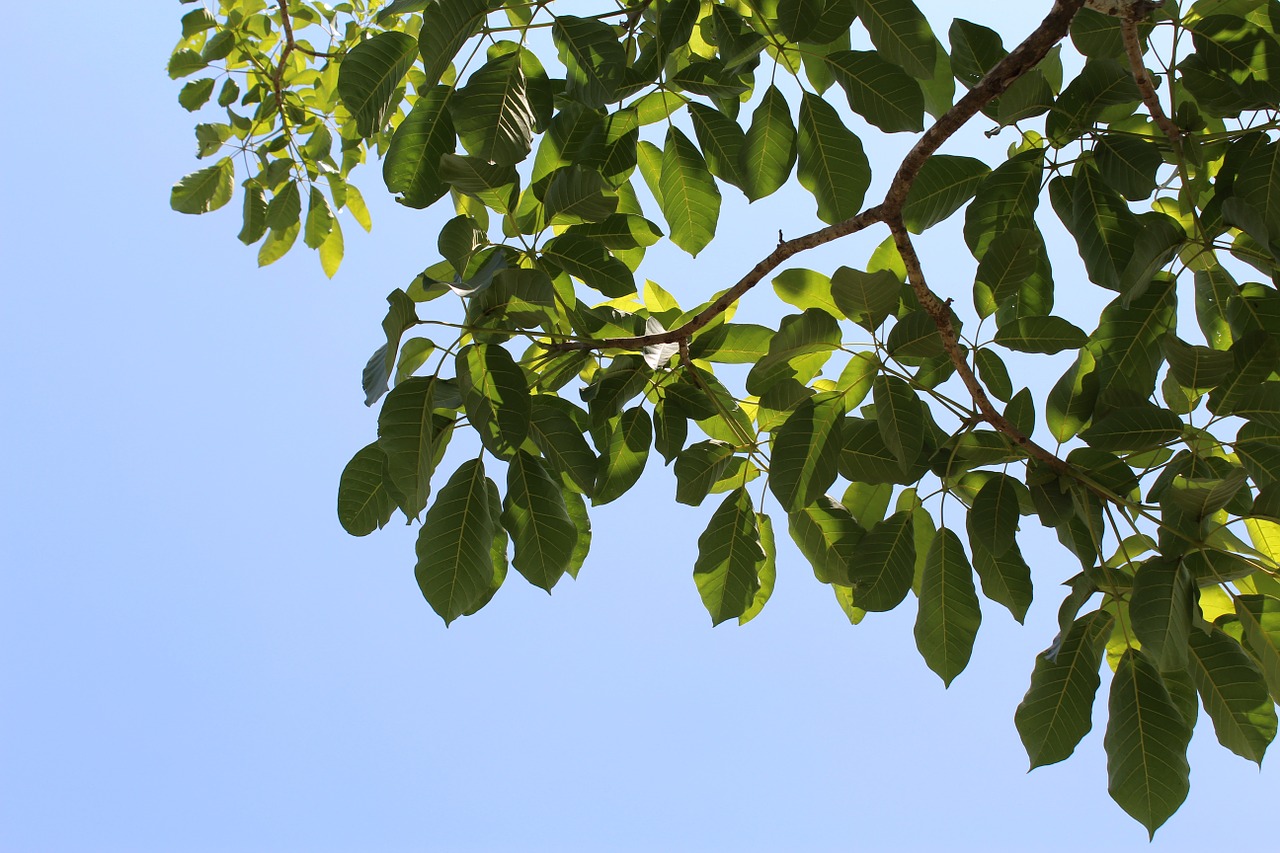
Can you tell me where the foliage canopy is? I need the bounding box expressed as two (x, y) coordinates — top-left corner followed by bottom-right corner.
(171, 0), (1280, 834)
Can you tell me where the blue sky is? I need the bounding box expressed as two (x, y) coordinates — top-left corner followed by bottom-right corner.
(1, 2), (1274, 851)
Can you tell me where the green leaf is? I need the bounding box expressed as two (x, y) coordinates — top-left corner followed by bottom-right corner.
(874, 375), (923, 472)
(1050, 169), (1135, 293)
(688, 102), (746, 189)
(659, 126), (721, 256)
(949, 18), (1005, 88)
(972, 541), (1034, 623)
(457, 344), (531, 458)
(178, 77), (215, 111)
(830, 266), (900, 330)
(377, 377), (454, 520)
(540, 232), (635, 297)
(688, 323), (775, 363)
(975, 349), (1013, 402)
(741, 85), (797, 202)
(994, 316), (1088, 354)
(337, 31), (418, 137)
(746, 308), (841, 395)
(675, 440), (736, 506)
(336, 442), (397, 536)
(419, 0), (494, 90)
(1236, 595), (1280, 703)
(903, 155), (990, 234)
(739, 513), (777, 625)
(170, 158), (233, 214)
(768, 394), (843, 512)
(1209, 330), (1280, 415)
(1015, 610), (1113, 768)
(304, 187), (334, 250)
(1046, 58), (1139, 146)
(796, 92), (871, 223)
(850, 510), (916, 611)
(851, 0), (937, 78)
(554, 15), (625, 108)
(772, 268), (841, 316)
(415, 458), (496, 625)
(439, 154), (519, 212)
(563, 488), (592, 579)
(594, 407), (652, 505)
(383, 85), (455, 209)
(502, 451), (578, 592)
(257, 222), (300, 267)
(395, 338), (436, 386)
(1187, 626), (1277, 765)
(914, 528), (982, 686)
(788, 495), (863, 585)
(885, 310), (944, 359)
(826, 50), (925, 133)
(1129, 558), (1195, 671)
(544, 166), (618, 226)
(1104, 649), (1192, 838)
(693, 488), (765, 626)
(237, 185), (267, 245)
(1094, 134), (1162, 201)
(1162, 334), (1235, 390)
(452, 48), (537, 166)
(1080, 405), (1183, 453)
(967, 473), (1020, 557)
(528, 396), (597, 498)
(975, 227), (1044, 309)
(363, 289), (418, 406)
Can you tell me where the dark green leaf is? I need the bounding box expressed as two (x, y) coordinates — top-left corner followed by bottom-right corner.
(377, 377), (454, 520)
(659, 126), (721, 256)
(337, 442), (397, 536)
(502, 451), (578, 591)
(830, 266), (901, 330)
(994, 316), (1088, 354)
(1187, 626), (1277, 765)
(851, 0), (937, 78)
(968, 473), (1020, 558)
(1104, 650), (1192, 838)
(383, 85), (455, 208)
(741, 85), (797, 202)
(415, 458), (496, 625)
(973, 541), (1034, 623)
(768, 394), (843, 512)
(675, 440), (736, 506)
(850, 510), (916, 611)
(419, 0), (496, 90)
(746, 308), (841, 395)
(694, 488), (765, 625)
(826, 49), (925, 133)
(796, 92), (871, 223)
(594, 407), (652, 505)
(1236, 595), (1280, 703)
(914, 528), (981, 686)
(688, 102), (746, 188)
(1129, 558), (1195, 671)
(902, 155), (989, 233)
(170, 158), (234, 214)
(337, 31), (418, 137)
(529, 396), (597, 497)
(1015, 610), (1113, 768)
(540, 232), (635, 297)
(1080, 405), (1183, 453)
(874, 375), (923, 472)
(739, 513), (777, 625)
(457, 343), (531, 458)
(788, 495), (863, 585)
(554, 15), (625, 107)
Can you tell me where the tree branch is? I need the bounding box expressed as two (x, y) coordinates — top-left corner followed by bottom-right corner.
(887, 219), (1070, 473)
(1120, 16), (1184, 162)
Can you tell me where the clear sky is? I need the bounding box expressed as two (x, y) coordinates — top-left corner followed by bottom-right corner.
(1, 2), (1274, 851)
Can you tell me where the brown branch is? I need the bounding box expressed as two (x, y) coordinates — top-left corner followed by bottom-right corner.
(888, 219), (1070, 473)
(553, 205), (886, 352)
(1120, 16), (1184, 161)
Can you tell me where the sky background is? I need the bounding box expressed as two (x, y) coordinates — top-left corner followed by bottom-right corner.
(1, 2), (1275, 851)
